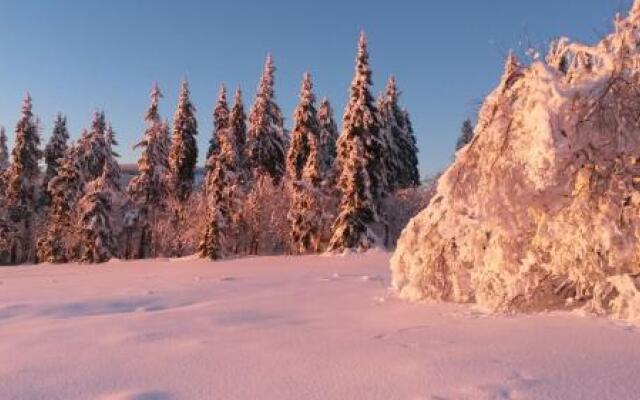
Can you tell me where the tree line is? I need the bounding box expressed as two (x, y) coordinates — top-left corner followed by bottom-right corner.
(0, 33), (424, 265)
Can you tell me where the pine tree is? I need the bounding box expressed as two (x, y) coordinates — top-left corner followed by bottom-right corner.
(287, 74), (320, 182)
(0, 126), (9, 200)
(77, 111), (108, 181)
(245, 54), (288, 185)
(378, 76), (420, 190)
(401, 109), (420, 186)
(286, 73), (326, 253)
(317, 97), (338, 179)
(37, 145), (84, 263)
(168, 79), (198, 202)
(3, 94), (42, 264)
(0, 126), (9, 171)
(229, 87), (247, 181)
(103, 123), (122, 195)
(42, 114), (69, 204)
(456, 118), (475, 151)
(206, 84), (230, 169)
(78, 170), (118, 263)
(78, 111), (122, 197)
(200, 86), (242, 259)
(127, 84), (170, 258)
(329, 140), (378, 251)
(329, 32), (386, 252)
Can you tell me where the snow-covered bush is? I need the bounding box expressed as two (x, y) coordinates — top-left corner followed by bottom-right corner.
(238, 176), (290, 255)
(384, 183), (435, 247)
(391, 1), (640, 323)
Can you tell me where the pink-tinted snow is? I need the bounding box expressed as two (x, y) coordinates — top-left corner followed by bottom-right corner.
(1, 252), (638, 399)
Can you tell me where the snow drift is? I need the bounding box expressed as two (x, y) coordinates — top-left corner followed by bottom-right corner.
(392, 2), (640, 323)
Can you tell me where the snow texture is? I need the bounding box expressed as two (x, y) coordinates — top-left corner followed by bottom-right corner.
(392, 1), (640, 324)
(2, 253), (640, 399)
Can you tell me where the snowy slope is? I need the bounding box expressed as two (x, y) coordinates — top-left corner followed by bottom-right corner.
(1, 253), (640, 400)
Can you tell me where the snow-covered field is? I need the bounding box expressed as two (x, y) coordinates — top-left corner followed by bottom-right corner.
(1, 252), (639, 400)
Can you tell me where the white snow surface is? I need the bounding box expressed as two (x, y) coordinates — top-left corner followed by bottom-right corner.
(1, 252), (640, 400)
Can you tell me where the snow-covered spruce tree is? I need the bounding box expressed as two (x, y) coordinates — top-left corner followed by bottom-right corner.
(245, 54), (288, 185)
(78, 169), (118, 263)
(401, 109), (420, 186)
(0, 216), (19, 265)
(456, 118), (475, 151)
(378, 76), (420, 190)
(0, 126), (9, 202)
(205, 84), (230, 171)
(0, 126), (9, 171)
(286, 73), (327, 253)
(166, 80), (198, 256)
(126, 84), (170, 259)
(168, 79), (198, 202)
(287, 74), (319, 182)
(328, 32), (387, 252)
(77, 111), (108, 181)
(329, 140), (378, 251)
(199, 92), (243, 260)
(3, 94), (42, 264)
(102, 123), (123, 201)
(230, 87), (248, 180)
(317, 97), (339, 180)
(75, 112), (123, 204)
(37, 145), (85, 263)
(42, 114), (69, 205)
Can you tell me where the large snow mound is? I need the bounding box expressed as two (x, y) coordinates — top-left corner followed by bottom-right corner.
(392, 2), (640, 323)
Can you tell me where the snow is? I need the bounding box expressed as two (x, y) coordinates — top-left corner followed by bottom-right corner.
(392, 2), (640, 322)
(1, 253), (640, 399)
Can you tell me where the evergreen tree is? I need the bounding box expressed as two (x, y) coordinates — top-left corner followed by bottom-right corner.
(378, 76), (420, 190)
(78, 170), (118, 263)
(456, 118), (475, 151)
(42, 114), (69, 204)
(401, 109), (420, 186)
(200, 85), (242, 259)
(245, 54), (288, 185)
(0, 126), (9, 201)
(317, 97), (338, 179)
(103, 123), (123, 195)
(37, 145), (84, 263)
(230, 87), (247, 167)
(329, 140), (378, 251)
(168, 79), (198, 202)
(287, 73), (320, 182)
(77, 111), (108, 181)
(0, 126), (9, 171)
(286, 73), (325, 253)
(127, 84), (170, 258)
(0, 216), (18, 265)
(206, 84), (230, 168)
(78, 111), (122, 196)
(3, 94), (42, 264)
(329, 32), (386, 252)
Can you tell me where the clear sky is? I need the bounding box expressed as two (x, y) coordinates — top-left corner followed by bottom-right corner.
(0, 0), (633, 176)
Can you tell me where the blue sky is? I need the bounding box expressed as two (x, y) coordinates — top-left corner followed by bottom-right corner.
(0, 0), (633, 176)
